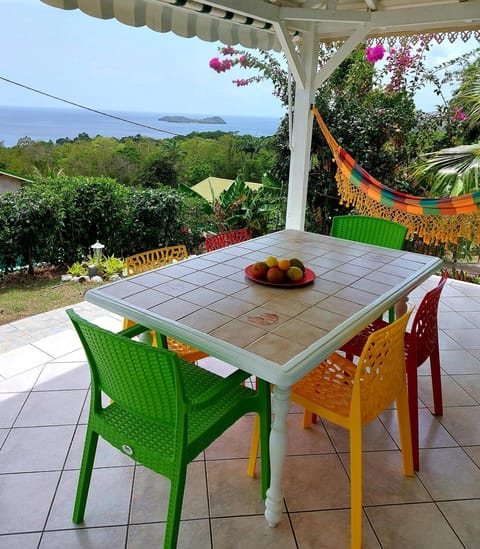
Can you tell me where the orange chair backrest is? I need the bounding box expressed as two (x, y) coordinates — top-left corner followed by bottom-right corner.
(354, 308), (412, 424)
(125, 245), (188, 276)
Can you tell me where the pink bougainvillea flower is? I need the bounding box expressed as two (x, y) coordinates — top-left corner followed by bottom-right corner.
(221, 45), (235, 55)
(365, 44), (386, 63)
(209, 57), (223, 72)
(453, 107), (467, 121)
(209, 57), (232, 73)
(234, 79), (250, 87)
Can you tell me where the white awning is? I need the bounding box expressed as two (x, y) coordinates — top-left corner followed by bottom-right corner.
(40, 1), (480, 53)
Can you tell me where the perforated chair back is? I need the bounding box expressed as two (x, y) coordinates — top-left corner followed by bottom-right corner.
(123, 245), (207, 363)
(339, 272), (448, 471)
(67, 309), (271, 549)
(205, 228), (250, 252)
(125, 245), (189, 276)
(331, 215), (407, 250)
(409, 271), (448, 367)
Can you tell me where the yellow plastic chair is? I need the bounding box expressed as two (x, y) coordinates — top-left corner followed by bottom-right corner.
(249, 309), (414, 548)
(123, 245), (208, 363)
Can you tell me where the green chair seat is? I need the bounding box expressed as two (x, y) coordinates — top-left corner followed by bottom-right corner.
(67, 309), (271, 549)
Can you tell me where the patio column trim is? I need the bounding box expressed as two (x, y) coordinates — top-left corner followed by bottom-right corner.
(285, 28), (318, 231)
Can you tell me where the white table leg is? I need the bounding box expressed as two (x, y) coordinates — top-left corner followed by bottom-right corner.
(265, 384), (291, 527)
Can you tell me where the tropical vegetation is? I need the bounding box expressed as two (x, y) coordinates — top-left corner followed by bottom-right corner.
(0, 39), (479, 277)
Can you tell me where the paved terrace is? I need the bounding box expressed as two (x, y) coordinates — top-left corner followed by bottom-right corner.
(1, 275), (480, 548)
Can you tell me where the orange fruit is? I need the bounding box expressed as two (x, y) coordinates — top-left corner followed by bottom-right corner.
(277, 258), (291, 271)
(286, 266), (304, 282)
(266, 266), (285, 284)
(265, 256), (278, 268)
(252, 261), (268, 278)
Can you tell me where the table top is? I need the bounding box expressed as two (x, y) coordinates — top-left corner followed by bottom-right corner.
(85, 230), (442, 385)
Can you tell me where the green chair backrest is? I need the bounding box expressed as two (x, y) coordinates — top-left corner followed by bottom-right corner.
(67, 309), (184, 423)
(331, 215), (407, 250)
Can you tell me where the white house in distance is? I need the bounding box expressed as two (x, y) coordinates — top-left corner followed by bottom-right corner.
(0, 171), (32, 194)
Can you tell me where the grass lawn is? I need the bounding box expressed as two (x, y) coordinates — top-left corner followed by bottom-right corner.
(0, 266), (102, 325)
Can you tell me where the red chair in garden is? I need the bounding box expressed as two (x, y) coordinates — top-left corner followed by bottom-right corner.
(205, 228), (250, 252)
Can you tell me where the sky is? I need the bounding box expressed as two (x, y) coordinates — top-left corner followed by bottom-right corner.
(0, 0), (477, 118)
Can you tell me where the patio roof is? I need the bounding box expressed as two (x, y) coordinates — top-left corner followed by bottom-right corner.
(40, 0), (480, 230)
(40, 1), (480, 53)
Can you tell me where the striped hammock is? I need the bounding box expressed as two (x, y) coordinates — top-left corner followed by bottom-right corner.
(312, 106), (480, 246)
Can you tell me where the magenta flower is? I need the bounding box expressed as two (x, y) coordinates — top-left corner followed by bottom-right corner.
(234, 79), (250, 87)
(366, 44), (386, 63)
(209, 57), (232, 73)
(209, 57), (223, 72)
(221, 45), (235, 55)
(239, 55), (248, 67)
(453, 107), (467, 121)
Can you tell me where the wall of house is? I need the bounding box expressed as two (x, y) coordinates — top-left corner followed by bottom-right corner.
(0, 175), (22, 193)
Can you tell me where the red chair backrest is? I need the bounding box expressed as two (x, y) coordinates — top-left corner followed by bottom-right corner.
(409, 271), (448, 366)
(205, 228), (251, 252)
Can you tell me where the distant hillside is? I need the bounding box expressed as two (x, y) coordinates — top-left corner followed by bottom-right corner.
(159, 115), (226, 124)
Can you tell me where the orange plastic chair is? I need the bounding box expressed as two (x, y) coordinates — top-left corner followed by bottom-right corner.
(123, 245), (208, 363)
(249, 309), (414, 548)
(205, 228), (250, 252)
(341, 271), (448, 470)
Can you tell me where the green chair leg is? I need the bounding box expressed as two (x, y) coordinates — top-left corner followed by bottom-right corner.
(73, 428), (99, 523)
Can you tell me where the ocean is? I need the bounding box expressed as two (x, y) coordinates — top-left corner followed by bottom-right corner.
(0, 106), (282, 147)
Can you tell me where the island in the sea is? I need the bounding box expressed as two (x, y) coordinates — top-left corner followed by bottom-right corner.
(159, 115), (226, 125)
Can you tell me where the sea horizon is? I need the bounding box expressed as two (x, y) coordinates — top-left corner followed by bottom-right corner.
(0, 105), (283, 147)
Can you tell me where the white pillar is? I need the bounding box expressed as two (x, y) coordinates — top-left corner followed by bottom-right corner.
(285, 31), (318, 231)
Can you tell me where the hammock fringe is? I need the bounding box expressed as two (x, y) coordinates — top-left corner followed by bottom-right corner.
(312, 107), (480, 247)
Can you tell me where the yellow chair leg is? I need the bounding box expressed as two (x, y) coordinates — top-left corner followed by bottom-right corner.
(247, 414), (260, 478)
(350, 421), (363, 549)
(302, 409), (314, 429)
(396, 385), (414, 477)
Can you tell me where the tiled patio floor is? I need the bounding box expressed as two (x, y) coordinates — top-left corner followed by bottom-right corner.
(2, 274), (480, 548)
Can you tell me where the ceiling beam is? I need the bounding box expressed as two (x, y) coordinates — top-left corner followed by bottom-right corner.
(273, 20), (307, 89)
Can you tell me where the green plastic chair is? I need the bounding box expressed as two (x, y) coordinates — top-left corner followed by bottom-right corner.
(331, 215), (408, 250)
(331, 215), (408, 322)
(67, 309), (271, 549)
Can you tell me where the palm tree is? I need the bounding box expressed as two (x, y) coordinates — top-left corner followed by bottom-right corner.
(413, 68), (480, 197)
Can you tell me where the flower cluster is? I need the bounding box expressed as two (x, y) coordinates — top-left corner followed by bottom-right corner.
(453, 107), (467, 121)
(209, 57), (232, 73)
(209, 46), (249, 74)
(365, 44), (386, 63)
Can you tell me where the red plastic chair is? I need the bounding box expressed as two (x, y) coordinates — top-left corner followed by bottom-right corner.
(341, 271), (448, 470)
(205, 228), (250, 252)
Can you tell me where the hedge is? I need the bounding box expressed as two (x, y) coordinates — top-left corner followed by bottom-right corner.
(0, 177), (191, 273)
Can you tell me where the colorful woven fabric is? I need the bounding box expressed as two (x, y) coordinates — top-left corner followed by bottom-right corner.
(312, 107), (480, 246)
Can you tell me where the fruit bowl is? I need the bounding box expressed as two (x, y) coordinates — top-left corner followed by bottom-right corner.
(244, 264), (316, 287)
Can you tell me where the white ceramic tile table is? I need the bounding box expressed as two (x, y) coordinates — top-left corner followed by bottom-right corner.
(85, 229), (442, 527)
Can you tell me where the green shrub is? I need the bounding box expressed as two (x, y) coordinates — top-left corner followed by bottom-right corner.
(0, 177), (190, 273)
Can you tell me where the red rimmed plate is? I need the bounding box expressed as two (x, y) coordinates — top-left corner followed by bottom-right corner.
(244, 265), (316, 288)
